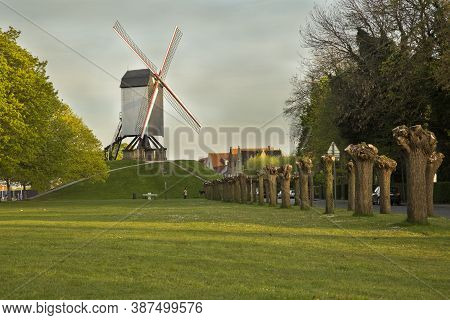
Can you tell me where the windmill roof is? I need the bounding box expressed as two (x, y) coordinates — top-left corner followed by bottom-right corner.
(120, 69), (154, 88)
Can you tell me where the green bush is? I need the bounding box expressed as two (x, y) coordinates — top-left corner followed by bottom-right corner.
(245, 155), (298, 175)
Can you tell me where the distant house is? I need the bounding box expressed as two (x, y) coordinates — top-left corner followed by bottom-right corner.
(199, 152), (230, 174)
(200, 146), (282, 176)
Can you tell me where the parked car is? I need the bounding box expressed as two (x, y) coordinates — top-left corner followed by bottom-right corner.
(277, 190), (295, 199)
(372, 186), (401, 205)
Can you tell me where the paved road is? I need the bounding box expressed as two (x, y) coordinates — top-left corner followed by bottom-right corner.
(311, 199), (450, 218)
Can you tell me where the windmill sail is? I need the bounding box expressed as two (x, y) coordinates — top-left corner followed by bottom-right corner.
(113, 21), (159, 75)
(160, 27), (183, 81)
(163, 88), (201, 133)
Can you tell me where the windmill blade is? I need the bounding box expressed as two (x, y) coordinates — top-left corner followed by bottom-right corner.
(113, 21), (159, 75)
(135, 86), (150, 135)
(163, 88), (201, 133)
(140, 82), (160, 138)
(159, 26), (183, 81)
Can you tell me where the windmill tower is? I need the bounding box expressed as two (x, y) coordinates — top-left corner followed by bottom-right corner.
(105, 21), (201, 161)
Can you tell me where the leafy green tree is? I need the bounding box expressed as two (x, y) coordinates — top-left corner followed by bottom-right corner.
(116, 143), (129, 161)
(0, 27), (108, 195)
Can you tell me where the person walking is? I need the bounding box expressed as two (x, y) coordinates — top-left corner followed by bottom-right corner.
(183, 187), (188, 199)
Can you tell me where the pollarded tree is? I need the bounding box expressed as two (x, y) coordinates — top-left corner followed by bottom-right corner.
(374, 155), (397, 214)
(264, 176), (270, 204)
(221, 179), (228, 202)
(227, 177), (234, 202)
(293, 173), (300, 206)
(321, 155), (335, 214)
(204, 182), (211, 200)
(278, 164), (293, 208)
(257, 170), (265, 205)
(345, 143), (378, 216)
(216, 179), (221, 201)
(211, 180), (217, 200)
(234, 176), (242, 203)
(209, 181), (214, 200)
(347, 160), (355, 211)
(393, 125), (436, 224)
(246, 176), (252, 202)
(226, 177), (234, 202)
(239, 173), (248, 203)
(265, 166), (278, 206)
(251, 177), (257, 203)
(426, 152), (444, 217)
(296, 157), (313, 210)
(218, 179), (224, 201)
(308, 170), (314, 206)
(203, 182), (207, 199)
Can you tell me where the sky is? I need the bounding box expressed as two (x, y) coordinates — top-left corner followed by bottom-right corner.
(0, 0), (328, 159)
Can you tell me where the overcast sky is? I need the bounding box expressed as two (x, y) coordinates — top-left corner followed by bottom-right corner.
(0, 0), (328, 159)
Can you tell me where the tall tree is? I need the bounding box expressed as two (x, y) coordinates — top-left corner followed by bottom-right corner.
(0, 27), (107, 193)
(285, 0), (449, 178)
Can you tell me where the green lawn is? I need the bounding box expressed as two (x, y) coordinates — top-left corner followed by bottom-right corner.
(0, 199), (448, 299)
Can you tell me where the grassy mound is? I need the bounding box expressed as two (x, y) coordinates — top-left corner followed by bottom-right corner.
(38, 160), (219, 201)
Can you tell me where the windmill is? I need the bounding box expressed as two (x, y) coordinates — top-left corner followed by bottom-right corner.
(105, 21), (201, 161)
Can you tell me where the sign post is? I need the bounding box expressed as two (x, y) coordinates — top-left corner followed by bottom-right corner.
(327, 142), (340, 201)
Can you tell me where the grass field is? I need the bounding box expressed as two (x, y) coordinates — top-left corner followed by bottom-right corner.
(0, 199), (449, 299)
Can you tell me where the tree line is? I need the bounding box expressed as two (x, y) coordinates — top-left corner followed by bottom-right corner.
(284, 0), (449, 180)
(0, 27), (108, 199)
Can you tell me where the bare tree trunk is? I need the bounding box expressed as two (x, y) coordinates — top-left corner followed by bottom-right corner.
(393, 125), (436, 224)
(375, 156), (397, 214)
(219, 179), (224, 201)
(238, 173), (247, 204)
(345, 143), (378, 216)
(212, 180), (217, 200)
(6, 178), (11, 201)
(293, 174), (300, 206)
(246, 177), (252, 202)
(22, 183), (27, 200)
(222, 178), (228, 202)
(230, 179), (236, 202)
(278, 165), (292, 208)
(251, 177), (257, 203)
(265, 166), (278, 206)
(228, 179), (234, 202)
(347, 161), (355, 211)
(264, 178), (270, 204)
(208, 183), (212, 200)
(210, 181), (215, 200)
(296, 157), (313, 210)
(216, 180), (221, 201)
(322, 155), (335, 214)
(257, 171), (265, 205)
(234, 176), (242, 203)
(308, 173), (314, 206)
(426, 152), (444, 217)
(224, 179), (230, 202)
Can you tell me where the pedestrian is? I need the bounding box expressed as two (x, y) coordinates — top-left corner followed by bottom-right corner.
(183, 187), (188, 199)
